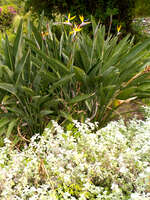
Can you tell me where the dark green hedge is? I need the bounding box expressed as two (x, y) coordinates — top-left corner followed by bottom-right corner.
(24, 0), (135, 31)
(134, 0), (150, 17)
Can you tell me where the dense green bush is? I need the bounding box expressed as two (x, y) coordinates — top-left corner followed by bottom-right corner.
(0, 18), (150, 144)
(0, 107), (150, 199)
(26, 18), (150, 125)
(0, 20), (55, 144)
(21, 0), (135, 32)
(134, 0), (150, 17)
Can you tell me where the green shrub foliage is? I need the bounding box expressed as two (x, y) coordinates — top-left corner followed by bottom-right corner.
(23, 0), (135, 31)
(134, 0), (150, 17)
(0, 6), (17, 31)
(0, 17), (150, 144)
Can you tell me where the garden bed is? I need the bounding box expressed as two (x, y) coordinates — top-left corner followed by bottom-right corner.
(0, 106), (150, 199)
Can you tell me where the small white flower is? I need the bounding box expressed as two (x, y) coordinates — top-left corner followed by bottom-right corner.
(63, 192), (71, 198)
(79, 192), (86, 200)
(111, 183), (118, 190)
(59, 167), (65, 172)
(4, 138), (11, 145)
(119, 166), (128, 173)
(131, 193), (141, 199)
(145, 167), (150, 173)
(139, 172), (146, 178)
(83, 182), (91, 190)
(118, 154), (124, 163)
(63, 174), (71, 183)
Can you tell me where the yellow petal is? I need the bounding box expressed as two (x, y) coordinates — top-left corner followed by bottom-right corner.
(64, 20), (69, 23)
(117, 25), (121, 32)
(68, 13), (71, 19)
(79, 15), (84, 22)
(113, 99), (122, 107)
(41, 32), (48, 37)
(69, 31), (74, 35)
(75, 27), (82, 32)
(70, 15), (76, 21)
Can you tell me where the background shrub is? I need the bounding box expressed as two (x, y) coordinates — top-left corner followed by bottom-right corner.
(21, 0), (135, 32)
(134, 0), (150, 17)
(0, 5), (17, 31)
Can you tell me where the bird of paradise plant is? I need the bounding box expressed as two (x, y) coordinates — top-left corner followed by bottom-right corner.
(53, 13), (91, 39)
(1, 16), (150, 145)
(64, 13), (76, 26)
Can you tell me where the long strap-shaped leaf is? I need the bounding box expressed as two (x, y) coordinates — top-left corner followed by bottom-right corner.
(0, 83), (18, 97)
(13, 19), (23, 68)
(30, 21), (43, 49)
(68, 93), (95, 104)
(14, 50), (30, 85)
(0, 65), (13, 82)
(25, 38), (69, 74)
(119, 39), (150, 66)
(4, 34), (14, 71)
(49, 73), (75, 93)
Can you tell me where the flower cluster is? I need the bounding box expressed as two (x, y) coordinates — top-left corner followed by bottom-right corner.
(66, 14), (91, 38)
(52, 13), (91, 40)
(7, 6), (17, 14)
(0, 107), (150, 199)
(0, 6), (17, 15)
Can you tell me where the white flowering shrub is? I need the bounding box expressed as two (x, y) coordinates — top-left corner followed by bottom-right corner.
(0, 108), (150, 199)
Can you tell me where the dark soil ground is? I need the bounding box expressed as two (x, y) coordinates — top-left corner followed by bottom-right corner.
(116, 100), (145, 123)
